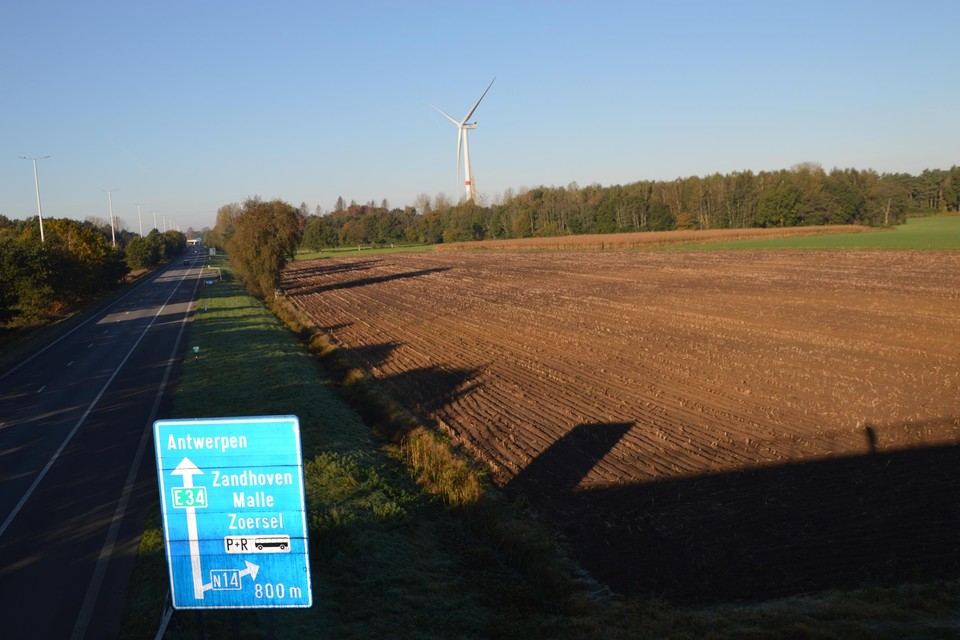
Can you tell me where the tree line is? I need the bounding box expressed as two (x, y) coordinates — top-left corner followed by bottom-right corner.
(0, 215), (186, 328)
(14, 164), (946, 315)
(298, 165), (959, 248)
(205, 165), (958, 302)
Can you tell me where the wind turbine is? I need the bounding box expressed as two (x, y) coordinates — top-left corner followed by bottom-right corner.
(431, 77), (495, 202)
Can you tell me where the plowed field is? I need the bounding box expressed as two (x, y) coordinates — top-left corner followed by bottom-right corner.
(281, 250), (960, 602)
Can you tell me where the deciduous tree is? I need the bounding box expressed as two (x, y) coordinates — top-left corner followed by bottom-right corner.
(227, 198), (302, 300)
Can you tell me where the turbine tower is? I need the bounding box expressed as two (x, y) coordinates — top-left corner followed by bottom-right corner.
(431, 78), (495, 202)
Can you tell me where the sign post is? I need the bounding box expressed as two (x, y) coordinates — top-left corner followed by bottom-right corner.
(153, 416), (312, 609)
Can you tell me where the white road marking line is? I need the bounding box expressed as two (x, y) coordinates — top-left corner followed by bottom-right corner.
(0, 266), (200, 542)
(0, 263), (174, 382)
(72, 264), (203, 639)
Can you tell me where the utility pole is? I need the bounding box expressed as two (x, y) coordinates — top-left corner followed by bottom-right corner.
(19, 156), (50, 243)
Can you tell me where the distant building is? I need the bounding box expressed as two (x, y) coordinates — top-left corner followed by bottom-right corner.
(187, 237), (202, 246)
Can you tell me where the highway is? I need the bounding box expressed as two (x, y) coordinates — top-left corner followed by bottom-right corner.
(0, 255), (206, 639)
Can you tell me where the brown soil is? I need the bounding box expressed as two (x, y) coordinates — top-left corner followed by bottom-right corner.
(281, 249), (960, 603)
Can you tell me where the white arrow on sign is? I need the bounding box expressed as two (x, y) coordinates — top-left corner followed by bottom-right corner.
(172, 458), (262, 599)
(200, 560), (261, 593)
(171, 457), (205, 599)
(239, 560), (260, 581)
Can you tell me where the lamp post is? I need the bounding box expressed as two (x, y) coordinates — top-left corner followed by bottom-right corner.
(133, 202), (143, 236)
(19, 155), (49, 243)
(102, 189), (118, 247)
(152, 210), (157, 232)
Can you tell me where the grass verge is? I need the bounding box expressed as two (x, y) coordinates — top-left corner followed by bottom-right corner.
(121, 253), (960, 639)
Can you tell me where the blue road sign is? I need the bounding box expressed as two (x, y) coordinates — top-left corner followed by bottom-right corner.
(154, 416), (312, 609)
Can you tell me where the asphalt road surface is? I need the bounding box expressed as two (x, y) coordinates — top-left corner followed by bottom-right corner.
(0, 256), (207, 639)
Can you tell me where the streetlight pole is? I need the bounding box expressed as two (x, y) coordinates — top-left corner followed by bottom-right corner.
(19, 155), (50, 243)
(102, 189), (118, 247)
(133, 202), (143, 237)
(152, 210), (157, 232)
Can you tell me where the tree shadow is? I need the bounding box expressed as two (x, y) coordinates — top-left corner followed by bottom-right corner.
(282, 259), (381, 295)
(382, 365), (481, 418)
(506, 423), (633, 497)
(326, 341), (481, 439)
(347, 342), (401, 370)
(503, 419), (960, 604)
(292, 258), (381, 277)
(287, 267), (450, 296)
(302, 321), (353, 334)
(330, 341), (479, 416)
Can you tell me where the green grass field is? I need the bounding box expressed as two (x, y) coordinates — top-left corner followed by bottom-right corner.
(294, 217), (960, 260)
(121, 253), (960, 639)
(295, 243), (433, 261)
(677, 215), (960, 250)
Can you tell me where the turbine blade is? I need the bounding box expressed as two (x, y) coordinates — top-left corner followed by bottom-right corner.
(430, 103), (461, 126)
(461, 77), (496, 124)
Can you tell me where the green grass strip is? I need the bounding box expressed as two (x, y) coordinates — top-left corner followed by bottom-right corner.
(674, 215), (960, 250)
(296, 243), (434, 261)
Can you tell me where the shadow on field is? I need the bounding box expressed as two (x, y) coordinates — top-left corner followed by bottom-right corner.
(330, 340), (481, 434)
(289, 266), (450, 296)
(507, 423), (633, 496)
(294, 259), (381, 276)
(383, 365), (481, 417)
(505, 420), (960, 604)
(311, 321), (353, 334)
(282, 259), (380, 295)
(348, 341), (401, 369)
(332, 340), (480, 417)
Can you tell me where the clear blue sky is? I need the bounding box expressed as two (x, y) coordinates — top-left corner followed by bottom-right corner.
(2, 0), (957, 233)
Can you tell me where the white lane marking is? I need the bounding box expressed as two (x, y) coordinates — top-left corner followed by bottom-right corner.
(36, 386), (46, 394)
(0, 263), (178, 382)
(71, 264), (202, 639)
(0, 265), (199, 542)
(67, 361), (74, 367)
